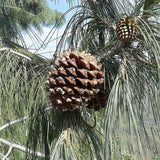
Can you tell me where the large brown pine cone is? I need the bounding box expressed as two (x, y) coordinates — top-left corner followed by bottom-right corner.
(116, 17), (138, 42)
(46, 51), (106, 111)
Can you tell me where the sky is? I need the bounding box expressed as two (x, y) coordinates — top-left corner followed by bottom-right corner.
(25, 0), (78, 58)
(47, 0), (75, 21)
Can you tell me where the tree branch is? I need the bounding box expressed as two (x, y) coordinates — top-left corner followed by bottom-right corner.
(144, 0), (155, 10)
(0, 138), (45, 158)
(0, 153), (9, 160)
(2, 146), (12, 160)
(0, 116), (28, 132)
(129, 51), (157, 68)
(0, 106), (53, 132)
(0, 106), (54, 158)
(0, 47), (31, 61)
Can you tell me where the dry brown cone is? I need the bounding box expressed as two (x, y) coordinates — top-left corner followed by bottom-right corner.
(46, 51), (106, 111)
(87, 88), (109, 111)
(116, 17), (138, 42)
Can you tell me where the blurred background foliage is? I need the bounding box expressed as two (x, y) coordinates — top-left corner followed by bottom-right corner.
(0, 0), (65, 45)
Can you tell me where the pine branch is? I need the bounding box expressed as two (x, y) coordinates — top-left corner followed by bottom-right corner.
(4, 6), (17, 9)
(0, 47), (31, 61)
(87, 0), (93, 9)
(0, 106), (53, 132)
(144, 0), (156, 10)
(0, 106), (54, 159)
(81, 116), (97, 129)
(0, 116), (28, 132)
(0, 138), (45, 158)
(0, 153), (9, 160)
(129, 51), (157, 67)
(143, 0), (160, 18)
(2, 146), (12, 160)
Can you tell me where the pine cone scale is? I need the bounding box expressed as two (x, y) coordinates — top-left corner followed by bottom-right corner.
(116, 17), (138, 42)
(47, 51), (106, 111)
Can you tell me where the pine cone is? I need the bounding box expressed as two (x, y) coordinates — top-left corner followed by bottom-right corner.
(87, 88), (108, 111)
(116, 17), (138, 42)
(47, 51), (105, 111)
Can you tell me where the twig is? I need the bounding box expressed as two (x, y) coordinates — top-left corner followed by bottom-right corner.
(45, 106), (53, 111)
(2, 146), (12, 160)
(0, 106), (53, 132)
(129, 51), (157, 67)
(4, 6), (18, 9)
(0, 47), (31, 61)
(0, 106), (54, 158)
(0, 116), (28, 132)
(81, 117), (96, 129)
(87, 0), (93, 9)
(0, 138), (45, 158)
(0, 153), (9, 160)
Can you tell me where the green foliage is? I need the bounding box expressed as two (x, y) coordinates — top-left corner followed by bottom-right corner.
(52, 0), (160, 159)
(27, 103), (104, 159)
(0, 51), (46, 159)
(0, 0), (65, 41)
(1, 0), (160, 159)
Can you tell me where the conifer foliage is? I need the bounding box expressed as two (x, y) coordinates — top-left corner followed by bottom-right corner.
(0, 0), (64, 40)
(1, 0), (160, 160)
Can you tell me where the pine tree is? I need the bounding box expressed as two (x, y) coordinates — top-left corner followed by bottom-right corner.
(27, 0), (160, 159)
(0, 0), (65, 42)
(0, 0), (160, 160)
